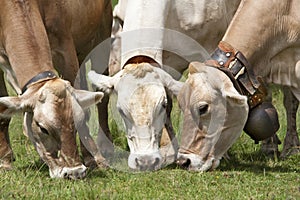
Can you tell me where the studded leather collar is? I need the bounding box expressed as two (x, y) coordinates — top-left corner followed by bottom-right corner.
(205, 41), (267, 109)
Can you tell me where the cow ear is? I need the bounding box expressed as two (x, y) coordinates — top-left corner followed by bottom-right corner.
(73, 90), (104, 109)
(155, 68), (184, 97)
(88, 71), (114, 94)
(177, 82), (191, 111)
(225, 92), (248, 107)
(88, 70), (123, 94)
(0, 96), (28, 117)
(223, 79), (249, 117)
(165, 79), (184, 97)
(222, 76), (248, 107)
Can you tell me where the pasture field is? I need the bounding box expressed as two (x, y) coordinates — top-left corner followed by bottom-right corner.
(0, 85), (299, 200)
(1, 1), (299, 198)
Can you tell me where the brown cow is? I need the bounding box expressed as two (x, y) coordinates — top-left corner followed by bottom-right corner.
(0, 0), (112, 179)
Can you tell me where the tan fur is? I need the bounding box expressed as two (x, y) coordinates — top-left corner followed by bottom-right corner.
(124, 63), (154, 78)
(0, 0), (112, 178)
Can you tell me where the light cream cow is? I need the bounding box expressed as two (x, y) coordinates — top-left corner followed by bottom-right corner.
(90, 0), (241, 171)
(177, 0), (300, 171)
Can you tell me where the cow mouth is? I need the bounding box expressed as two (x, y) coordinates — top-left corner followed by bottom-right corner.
(176, 156), (191, 169)
(49, 164), (87, 179)
(177, 152), (218, 172)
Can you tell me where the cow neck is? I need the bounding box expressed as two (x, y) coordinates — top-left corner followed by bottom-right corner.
(21, 71), (57, 94)
(1, 0), (56, 94)
(205, 41), (267, 109)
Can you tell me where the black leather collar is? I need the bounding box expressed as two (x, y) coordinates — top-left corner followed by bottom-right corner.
(22, 71), (57, 94)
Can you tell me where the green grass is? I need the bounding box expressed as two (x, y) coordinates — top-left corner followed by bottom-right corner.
(2, 2), (298, 199)
(1, 83), (299, 199)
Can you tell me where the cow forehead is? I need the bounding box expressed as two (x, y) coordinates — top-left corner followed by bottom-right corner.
(119, 83), (165, 105)
(116, 70), (165, 104)
(116, 82), (166, 126)
(118, 83), (166, 109)
(188, 69), (230, 97)
(42, 79), (69, 96)
(32, 79), (73, 122)
(187, 74), (214, 102)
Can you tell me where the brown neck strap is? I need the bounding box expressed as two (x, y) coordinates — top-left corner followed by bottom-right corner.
(22, 71), (57, 94)
(205, 41), (267, 109)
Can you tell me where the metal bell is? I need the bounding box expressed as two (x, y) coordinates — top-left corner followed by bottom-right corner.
(244, 102), (280, 142)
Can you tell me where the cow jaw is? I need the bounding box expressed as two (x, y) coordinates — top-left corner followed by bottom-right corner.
(177, 63), (248, 171)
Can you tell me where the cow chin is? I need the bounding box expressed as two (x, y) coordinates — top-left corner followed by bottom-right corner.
(177, 152), (220, 172)
(49, 164), (87, 179)
(128, 151), (162, 171)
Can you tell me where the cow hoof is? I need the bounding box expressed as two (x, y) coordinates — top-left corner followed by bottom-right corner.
(93, 153), (109, 169)
(83, 158), (98, 170)
(261, 143), (280, 158)
(0, 161), (13, 170)
(261, 148), (280, 158)
(280, 147), (300, 159)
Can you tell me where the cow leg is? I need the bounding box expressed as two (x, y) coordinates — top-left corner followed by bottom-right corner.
(160, 94), (179, 166)
(281, 86), (300, 158)
(81, 63), (114, 161)
(0, 71), (13, 170)
(261, 134), (281, 157)
(77, 68), (113, 165)
(261, 86), (281, 157)
(96, 87), (114, 159)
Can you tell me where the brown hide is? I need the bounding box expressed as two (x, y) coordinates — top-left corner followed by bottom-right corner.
(0, 0), (112, 178)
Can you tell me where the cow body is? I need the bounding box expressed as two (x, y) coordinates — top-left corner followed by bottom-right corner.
(222, 0), (300, 158)
(0, 0), (112, 178)
(177, 0), (300, 171)
(89, 0), (241, 171)
(110, 0), (240, 76)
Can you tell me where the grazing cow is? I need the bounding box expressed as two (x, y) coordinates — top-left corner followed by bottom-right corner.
(0, 0), (112, 179)
(89, 0), (241, 171)
(177, 0), (300, 171)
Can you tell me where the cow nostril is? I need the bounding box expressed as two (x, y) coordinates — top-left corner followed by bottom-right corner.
(134, 157), (160, 171)
(63, 172), (68, 178)
(177, 157), (191, 169)
(184, 158), (191, 168)
(153, 157), (160, 167)
(135, 158), (139, 166)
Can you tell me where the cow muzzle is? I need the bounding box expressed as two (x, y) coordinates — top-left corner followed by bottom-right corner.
(49, 164), (87, 179)
(176, 152), (220, 172)
(128, 152), (162, 171)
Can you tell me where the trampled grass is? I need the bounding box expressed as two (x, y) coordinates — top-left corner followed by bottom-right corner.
(1, 84), (299, 200)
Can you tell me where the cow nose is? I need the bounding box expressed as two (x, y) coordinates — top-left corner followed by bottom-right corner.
(64, 166), (87, 179)
(135, 156), (161, 171)
(177, 156), (191, 169)
(50, 165), (87, 179)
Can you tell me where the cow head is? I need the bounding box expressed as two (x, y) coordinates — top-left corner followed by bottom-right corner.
(0, 78), (103, 179)
(88, 61), (183, 171)
(176, 62), (248, 171)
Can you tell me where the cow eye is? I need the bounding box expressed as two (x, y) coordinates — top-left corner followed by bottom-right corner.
(198, 104), (209, 116)
(36, 122), (49, 135)
(162, 98), (167, 109)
